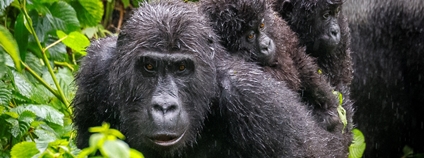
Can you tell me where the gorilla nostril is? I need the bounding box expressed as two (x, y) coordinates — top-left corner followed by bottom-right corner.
(153, 103), (178, 115)
(331, 29), (338, 36)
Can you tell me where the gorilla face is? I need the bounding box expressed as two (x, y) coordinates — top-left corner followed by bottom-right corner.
(106, 1), (217, 155)
(312, 4), (341, 53)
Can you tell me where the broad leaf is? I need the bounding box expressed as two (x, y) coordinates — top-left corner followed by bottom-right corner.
(12, 71), (34, 99)
(102, 140), (130, 158)
(45, 36), (67, 62)
(0, 83), (12, 105)
(30, 12), (52, 42)
(57, 30), (89, 55)
(14, 13), (30, 61)
(47, 1), (80, 33)
(10, 142), (40, 158)
(0, 26), (22, 71)
(72, 0), (104, 27)
(12, 104), (64, 126)
(348, 129), (366, 158)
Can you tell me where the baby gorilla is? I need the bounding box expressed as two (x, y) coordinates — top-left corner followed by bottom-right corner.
(271, 0), (355, 146)
(73, 0), (347, 157)
(272, 0), (353, 97)
(200, 0), (344, 132)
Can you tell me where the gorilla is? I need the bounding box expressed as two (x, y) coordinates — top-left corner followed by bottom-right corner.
(272, 0), (353, 91)
(73, 0), (347, 157)
(343, 0), (424, 157)
(269, 0), (354, 148)
(199, 0), (351, 136)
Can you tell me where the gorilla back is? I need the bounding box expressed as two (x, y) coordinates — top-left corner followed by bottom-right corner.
(73, 1), (346, 157)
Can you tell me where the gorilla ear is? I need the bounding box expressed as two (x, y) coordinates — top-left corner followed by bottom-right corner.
(281, 0), (293, 19)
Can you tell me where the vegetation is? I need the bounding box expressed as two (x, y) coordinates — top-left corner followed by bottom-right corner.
(0, 0), (143, 157)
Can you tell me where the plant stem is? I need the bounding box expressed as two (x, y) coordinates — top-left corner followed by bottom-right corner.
(19, 0), (70, 107)
(20, 61), (59, 98)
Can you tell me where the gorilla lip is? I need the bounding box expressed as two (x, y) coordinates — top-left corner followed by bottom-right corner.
(150, 131), (186, 147)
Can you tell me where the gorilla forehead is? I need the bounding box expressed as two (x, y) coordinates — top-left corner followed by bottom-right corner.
(297, 0), (343, 10)
(117, 1), (214, 57)
(202, 0), (267, 31)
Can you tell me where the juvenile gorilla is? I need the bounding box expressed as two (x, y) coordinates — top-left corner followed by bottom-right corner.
(73, 1), (347, 157)
(200, 0), (346, 133)
(270, 0), (354, 143)
(344, 0), (424, 156)
(272, 0), (353, 90)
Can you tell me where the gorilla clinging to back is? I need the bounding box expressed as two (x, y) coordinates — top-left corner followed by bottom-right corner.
(200, 0), (352, 135)
(73, 0), (347, 157)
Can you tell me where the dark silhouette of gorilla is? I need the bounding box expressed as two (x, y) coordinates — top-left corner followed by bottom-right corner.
(200, 0), (350, 136)
(344, 0), (424, 157)
(73, 0), (347, 157)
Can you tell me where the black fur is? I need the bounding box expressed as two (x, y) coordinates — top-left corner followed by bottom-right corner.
(200, 0), (349, 135)
(344, 0), (424, 157)
(271, 0), (354, 147)
(73, 0), (347, 157)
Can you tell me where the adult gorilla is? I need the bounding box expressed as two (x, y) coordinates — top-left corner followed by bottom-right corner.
(344, 0), (424, 157)
(73, 0), (346, 157)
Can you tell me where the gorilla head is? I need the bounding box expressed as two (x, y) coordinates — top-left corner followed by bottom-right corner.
(106, 1), (217, 155)
(201, 0), (277, 66)
(276, 0), (343, 56)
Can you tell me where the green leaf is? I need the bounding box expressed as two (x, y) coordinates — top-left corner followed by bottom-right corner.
(0, 81), (12, 105)
(109, 129), (125, 139)
(333, 90), (347, 133)
(5, 117), (20, 137)
(14, 13), (30, 61)
(11, 71), (33, 99)
(30, 12), (51, 42)
(47, 1), (80, 33)
(10, 142), (40, 158)
(0, 0), (13, 12)
(0, 26), (22, 71)
(130, 149), (145, 158)
(56, 30), (89, 55)
(72, 0), (104, 27)
(89, 133), (104, 148)
(30, 84), (54, 104)
(34, 125), (59, 152)
(403, 145), (414, 157)
(45, 37), (67, 62)
(122, 0), (130, 8)
(102, 140), (130, 158)
(11, 104), (64, 126)
(0, 50), (6, 78)
(348, 129), (366, 158)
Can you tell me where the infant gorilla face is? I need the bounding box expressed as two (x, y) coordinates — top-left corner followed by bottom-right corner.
(240, 19), (277, 66)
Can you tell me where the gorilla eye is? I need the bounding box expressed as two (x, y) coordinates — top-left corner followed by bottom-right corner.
(259, 23), (265, 29)
(179, 64), (186, 71)
(247, 32), (255, 40)
(145, 63), (154, 71)
(323, 12), (330, 19)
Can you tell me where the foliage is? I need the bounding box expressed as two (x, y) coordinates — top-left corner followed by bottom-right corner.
(0, 0), (142, 157)
(348, 129), (366, 158)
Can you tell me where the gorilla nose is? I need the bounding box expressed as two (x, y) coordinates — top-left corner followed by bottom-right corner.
(330, 26), (340, 37)
(260, 39), (272, 53)
(151, 96), (180, 117)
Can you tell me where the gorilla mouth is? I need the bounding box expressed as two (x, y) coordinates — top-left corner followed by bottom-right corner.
(150, 131), (186, 147)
